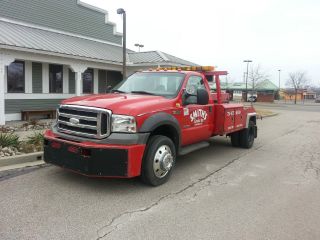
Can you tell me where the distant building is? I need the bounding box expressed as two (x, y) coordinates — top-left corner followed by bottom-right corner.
(280, 89), (317, 101)
(0, 0), (196, 124)
(211, 80), (279, 102)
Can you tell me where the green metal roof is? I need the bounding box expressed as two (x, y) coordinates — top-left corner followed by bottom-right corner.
(210, 82), (251, 90)
(0, 20), (197, 66)
(211, 79), (278, 91)
(255, 80), (279, 91)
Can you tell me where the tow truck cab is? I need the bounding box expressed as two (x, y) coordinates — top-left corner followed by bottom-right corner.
(44, 66), (257, 186)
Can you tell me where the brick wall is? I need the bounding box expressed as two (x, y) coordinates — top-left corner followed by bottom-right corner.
(257, 93), (274, 102)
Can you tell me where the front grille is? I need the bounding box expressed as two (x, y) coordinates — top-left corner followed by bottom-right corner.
(57, 105), (111, 139)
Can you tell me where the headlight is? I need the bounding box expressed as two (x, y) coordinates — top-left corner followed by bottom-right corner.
(111, 115), (137, 133)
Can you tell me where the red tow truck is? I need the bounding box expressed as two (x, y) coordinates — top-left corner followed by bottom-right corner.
(44, 66), (257, 186)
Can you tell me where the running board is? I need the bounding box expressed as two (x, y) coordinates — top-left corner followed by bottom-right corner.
(179, 141), (210, 156)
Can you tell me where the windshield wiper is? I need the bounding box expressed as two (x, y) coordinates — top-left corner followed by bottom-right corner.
(131, 91), (155, 95)
(111, 89), (126, 93)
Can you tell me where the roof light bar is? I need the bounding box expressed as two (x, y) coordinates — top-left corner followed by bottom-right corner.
(150, 66), (215, 72)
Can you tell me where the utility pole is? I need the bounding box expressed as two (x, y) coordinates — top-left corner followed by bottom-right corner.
(243, 60), (252, 102)
(278, 69), (281, 100)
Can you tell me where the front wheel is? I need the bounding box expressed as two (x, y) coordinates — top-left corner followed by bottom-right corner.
(141, 135), (176, 186)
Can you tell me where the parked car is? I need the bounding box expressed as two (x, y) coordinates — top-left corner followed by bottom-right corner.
(315, 97), (320, 103)
(248, 96), (257, 102)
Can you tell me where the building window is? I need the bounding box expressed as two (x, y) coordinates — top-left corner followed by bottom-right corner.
(83, 68), (94, 94)
(49, 64), (63, 93)
(7, 61), (25, 93)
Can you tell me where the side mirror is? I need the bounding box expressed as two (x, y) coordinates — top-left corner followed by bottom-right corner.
(105, 85), (112, 93)
(197, 89), (209, 105)
(182, 89), (194, 105)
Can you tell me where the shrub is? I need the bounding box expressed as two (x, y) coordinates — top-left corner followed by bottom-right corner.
(27, 132), (44, 147)
(0, 133), (20, 148)
(19, 142), (38, 153)
(26, 132), (44, 151)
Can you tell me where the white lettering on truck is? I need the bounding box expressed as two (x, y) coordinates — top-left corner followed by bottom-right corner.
(190, 109), (208, 125)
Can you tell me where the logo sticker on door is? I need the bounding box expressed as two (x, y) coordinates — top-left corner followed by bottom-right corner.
(190, 109), (208, 125)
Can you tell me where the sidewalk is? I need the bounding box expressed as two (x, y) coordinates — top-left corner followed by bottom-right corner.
(275, 100), (319, 106)
(240, 100), (320, 108)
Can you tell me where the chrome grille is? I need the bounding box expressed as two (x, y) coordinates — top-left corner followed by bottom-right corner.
(57, 105), (111, 139)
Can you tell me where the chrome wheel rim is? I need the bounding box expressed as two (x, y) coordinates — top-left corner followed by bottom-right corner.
(153, 145), (173, 178)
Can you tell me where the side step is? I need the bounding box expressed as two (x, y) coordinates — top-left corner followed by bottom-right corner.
(179, 141), (210, 156)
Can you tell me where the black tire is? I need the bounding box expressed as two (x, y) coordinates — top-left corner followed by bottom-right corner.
(239, 121), (255, 149)
(141, 135), (176, 186)
(230, 131), (240, 147)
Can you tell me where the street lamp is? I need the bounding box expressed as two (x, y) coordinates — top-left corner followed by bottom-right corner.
(117, 8), (126, 79)
(134, 43), (144, 52)
(243, 60), (252, 101)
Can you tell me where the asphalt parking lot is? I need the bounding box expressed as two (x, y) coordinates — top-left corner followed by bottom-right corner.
(1, 104), (320, 240)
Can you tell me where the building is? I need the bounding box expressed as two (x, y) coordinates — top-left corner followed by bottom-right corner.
(212, 80), (279, 102)
(280, 89), (317, 101)
(0, 0), (196, 125)
(254, 80), (279, 102)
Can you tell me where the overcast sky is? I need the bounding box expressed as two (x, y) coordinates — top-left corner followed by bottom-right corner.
(83, 0), (320, 87)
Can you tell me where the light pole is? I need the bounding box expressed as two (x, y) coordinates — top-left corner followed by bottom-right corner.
(278, 69), (281, 101)
(134, 43), (144, 52)
(117, 8), (126, 79)
(278, 69), (281, 89)
(243, 60), (252, 101)
(226, 73), (228, 90)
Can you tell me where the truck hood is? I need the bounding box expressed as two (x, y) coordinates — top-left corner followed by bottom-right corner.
(61, 94), (173, 116)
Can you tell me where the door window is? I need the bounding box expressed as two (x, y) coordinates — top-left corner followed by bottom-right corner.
(185, 75), (205, 104)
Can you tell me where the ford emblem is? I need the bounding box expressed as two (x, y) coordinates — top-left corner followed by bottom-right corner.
(70, 117), (80, 125)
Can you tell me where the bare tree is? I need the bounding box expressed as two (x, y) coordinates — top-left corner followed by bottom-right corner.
(286, 71), (309, 104)
(248, 64), (269, 90)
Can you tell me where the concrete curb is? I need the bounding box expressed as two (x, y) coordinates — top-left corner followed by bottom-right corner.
(0, 160), (46, 173)
(0, 151), (44, 168)
(257, 113), (279, 119)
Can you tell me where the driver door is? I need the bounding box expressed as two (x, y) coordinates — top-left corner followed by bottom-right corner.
(182, 75), (213, 146)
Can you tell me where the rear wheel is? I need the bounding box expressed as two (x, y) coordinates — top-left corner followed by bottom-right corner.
(239, 121), (255, 148)
(141, 135), (176, 186)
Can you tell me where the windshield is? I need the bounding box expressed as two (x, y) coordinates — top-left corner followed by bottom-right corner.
(112, 72), (185, 98)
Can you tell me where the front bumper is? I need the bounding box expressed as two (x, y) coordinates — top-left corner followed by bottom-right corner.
(44, 130), (146, 178)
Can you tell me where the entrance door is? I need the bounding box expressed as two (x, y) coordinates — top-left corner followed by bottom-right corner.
(181, 75), (213, 146)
